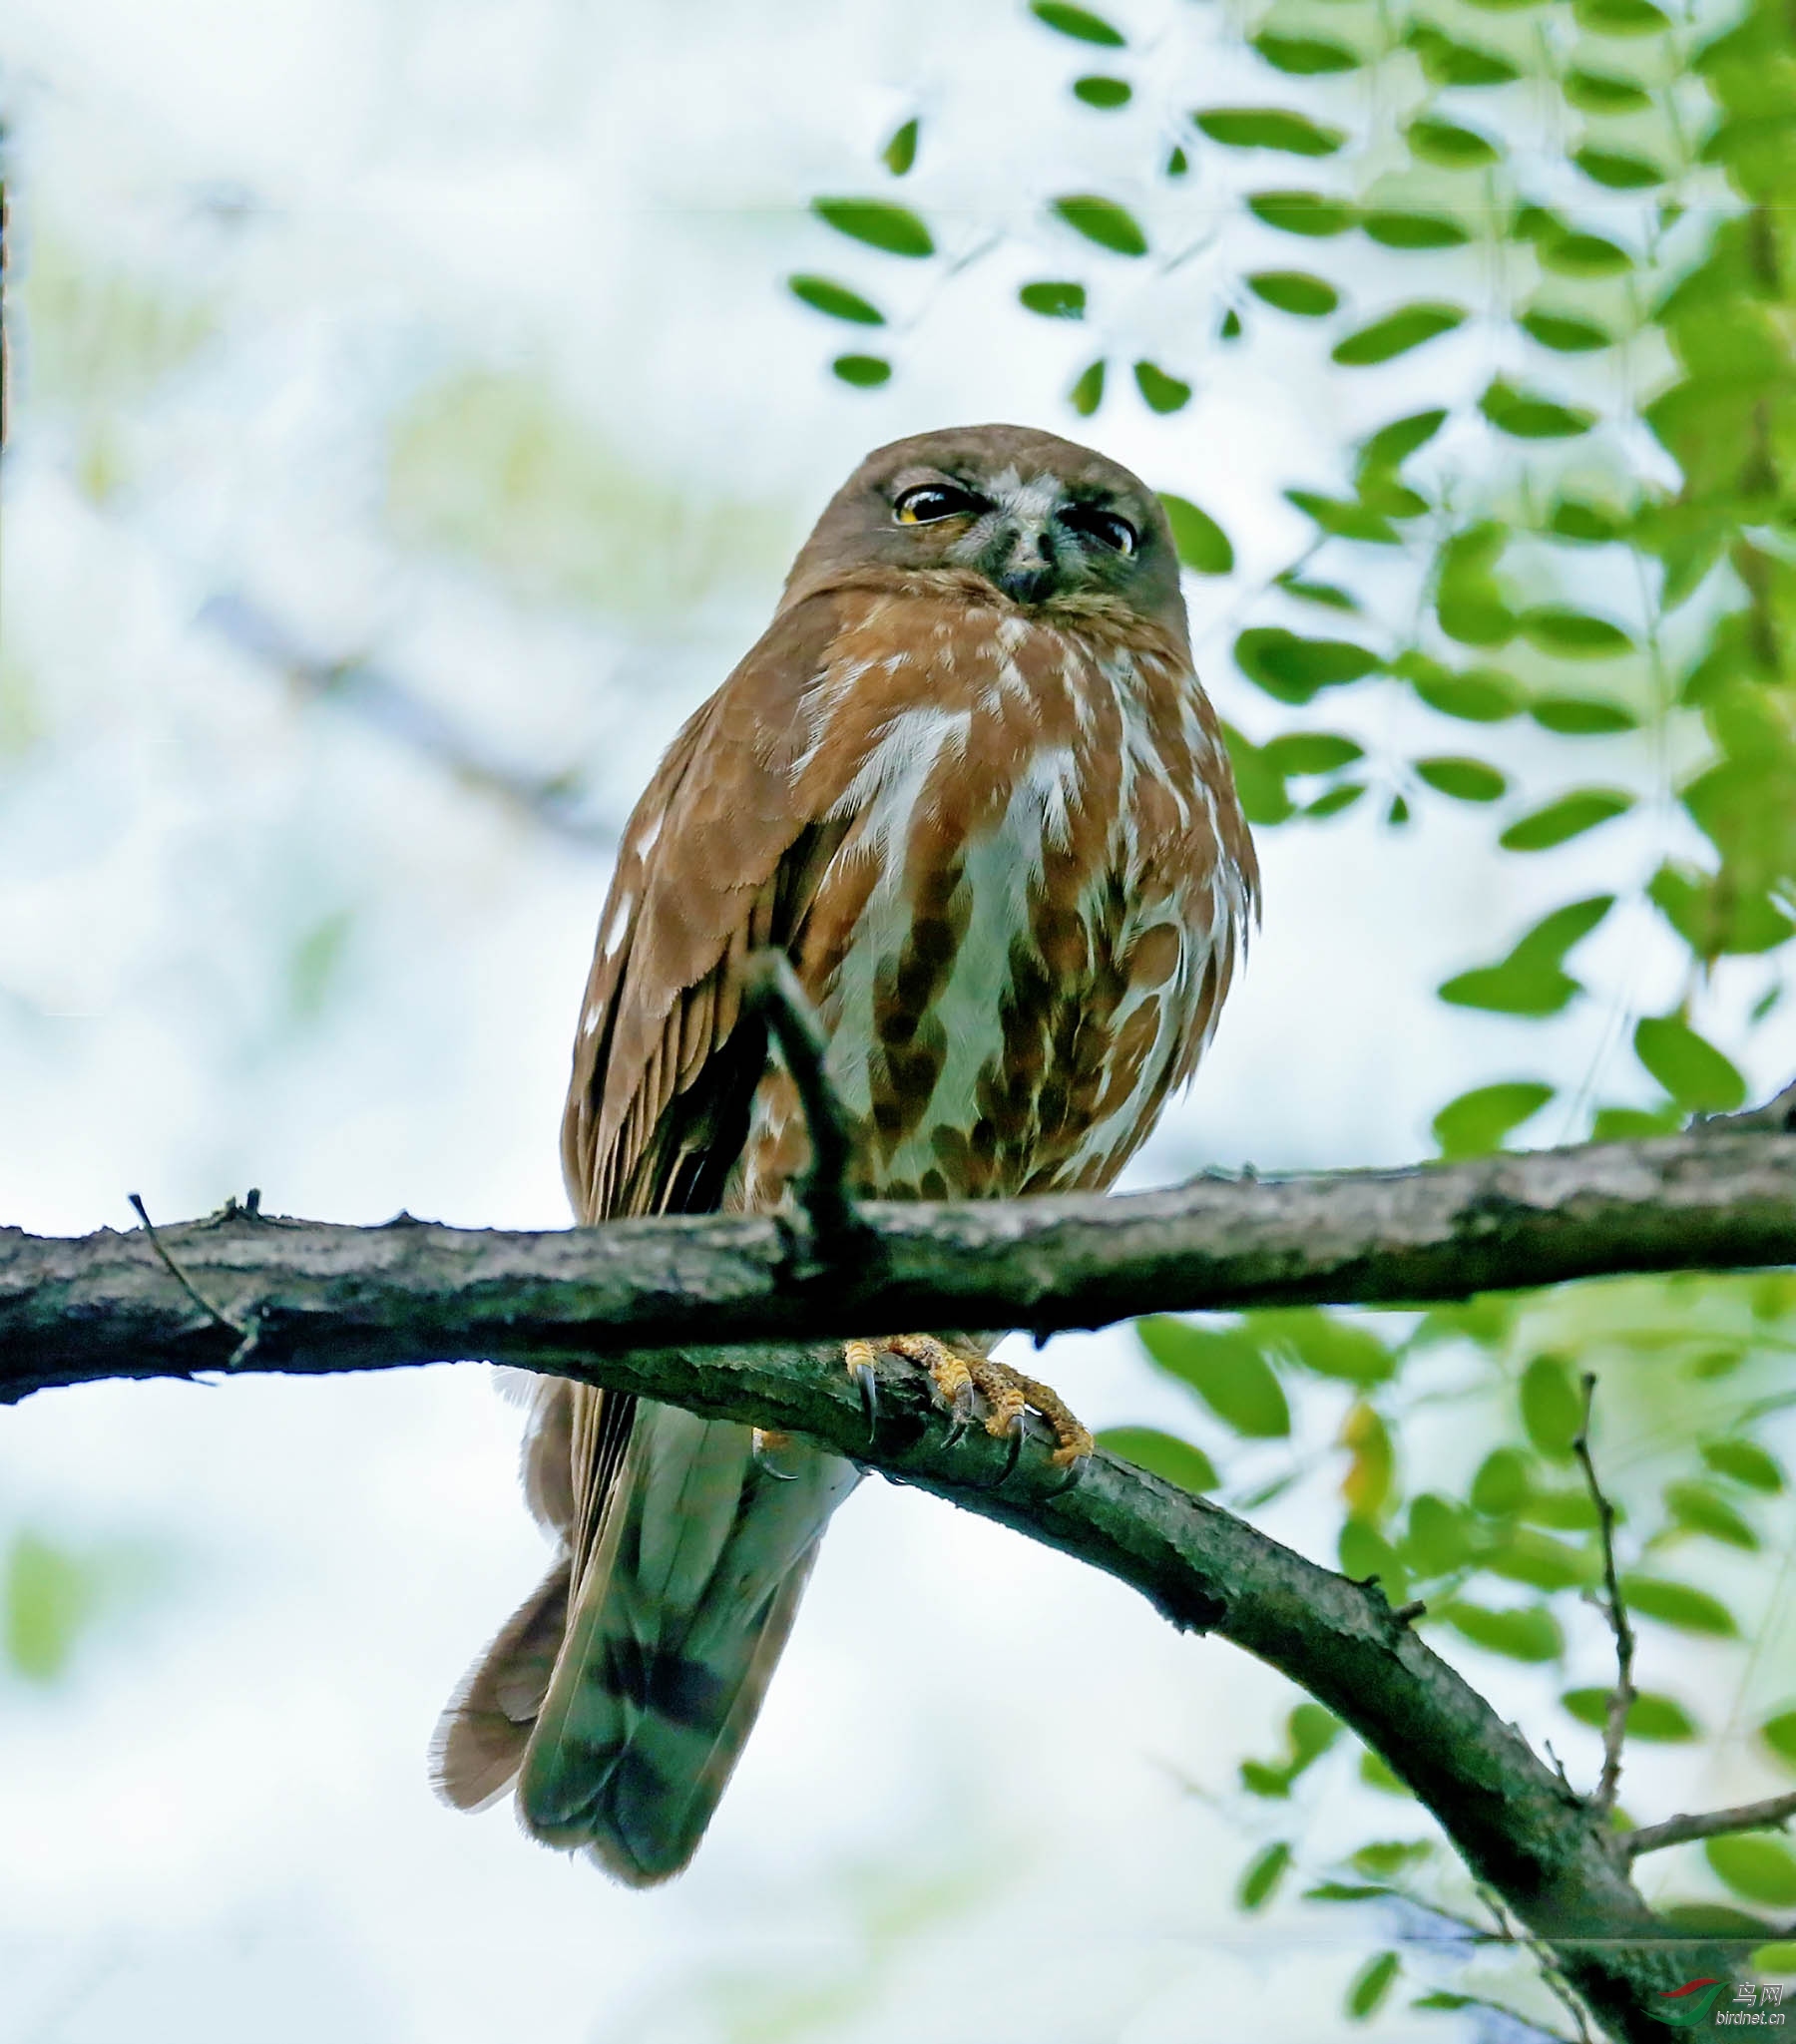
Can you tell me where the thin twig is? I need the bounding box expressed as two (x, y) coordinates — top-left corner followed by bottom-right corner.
(1572, 1372), (1635, 1818)
(127, 1193), (240, 1336)
(1623, 1791), (1796, 1860)
(738, 951), (874, 1259)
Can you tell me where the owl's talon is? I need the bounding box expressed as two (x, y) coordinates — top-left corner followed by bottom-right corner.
(843, 1339), (881, 1438)
(874, 1333), (1090, 1475)
(751, 1428), (801, 1480)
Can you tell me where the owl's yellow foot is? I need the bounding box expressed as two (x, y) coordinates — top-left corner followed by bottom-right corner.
(868, 1333), (1095, 1470)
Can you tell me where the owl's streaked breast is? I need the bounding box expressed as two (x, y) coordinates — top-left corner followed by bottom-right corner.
(735, 588), (1253, 1210)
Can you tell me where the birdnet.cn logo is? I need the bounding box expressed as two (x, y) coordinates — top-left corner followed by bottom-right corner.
(1658, 1978), (1787, 2028)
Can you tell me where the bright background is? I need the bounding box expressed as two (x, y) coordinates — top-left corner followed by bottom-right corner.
(3, 0), (1792, 2038)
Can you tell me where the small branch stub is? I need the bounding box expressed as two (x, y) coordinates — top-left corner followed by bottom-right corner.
(1624, 1790), (1796, 1860)
(739, 951), (874, 1261)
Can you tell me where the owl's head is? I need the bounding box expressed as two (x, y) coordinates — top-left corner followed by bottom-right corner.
(784, 424), (1187, 642)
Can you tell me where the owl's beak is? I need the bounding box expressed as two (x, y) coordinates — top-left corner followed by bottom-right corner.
(994, 522), (1059, 607)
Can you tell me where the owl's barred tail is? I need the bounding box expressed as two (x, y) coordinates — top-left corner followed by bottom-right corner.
(435, 1401), (858, 1886)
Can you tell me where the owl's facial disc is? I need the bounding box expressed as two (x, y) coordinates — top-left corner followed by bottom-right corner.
(886, 464), (1143, 608)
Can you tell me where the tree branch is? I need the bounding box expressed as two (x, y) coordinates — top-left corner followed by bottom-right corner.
(10, 1118), (1792, 2036)
(7, 1129), (1795, 1400)
(1624, 1791), (1796, 1860)
(1572, 1373), (1636, 1818)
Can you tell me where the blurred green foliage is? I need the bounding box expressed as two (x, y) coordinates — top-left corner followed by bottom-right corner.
(793, 0), (1796, 2019)
(386, 370), (794, 620)
(2, 1526), (165, 1685)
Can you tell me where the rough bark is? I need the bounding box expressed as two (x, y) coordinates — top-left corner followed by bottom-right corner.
(5, 1129), (1795, 1399)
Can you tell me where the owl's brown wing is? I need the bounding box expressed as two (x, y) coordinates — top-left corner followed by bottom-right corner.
(563, 595), (851, 1231)
(432, 594), (862, 1877)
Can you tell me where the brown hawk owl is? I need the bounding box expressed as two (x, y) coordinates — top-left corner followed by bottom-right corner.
(432, 423), (1259, 1883)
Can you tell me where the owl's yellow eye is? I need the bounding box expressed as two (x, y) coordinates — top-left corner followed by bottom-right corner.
(894, 483), (985, 525)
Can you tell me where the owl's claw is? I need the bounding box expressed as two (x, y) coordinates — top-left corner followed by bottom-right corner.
(843, 1339), (880, 1438)
(751, 1429), (801, 1480)
(872, 1334), (1095, 1474)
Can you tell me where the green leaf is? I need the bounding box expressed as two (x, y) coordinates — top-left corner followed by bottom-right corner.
(1160, 494), (1234, 574)
(1306, 783), (1365, 819)
(1591, 1104), (1682, 1140)
(1408, 24), (1521, 84)
(1285, 490), (1399, 544)
(1133, 360), (1191, 412)
(1471, 1447), (1531, 1516)
(1019, 279), (1087, 319)
(1500, 790), (1633, 852)
(1440, 1601), (1564, 1660)
(1550, 498), (1625, 542)
(1521, 310), (1613, 352)
(1260, 733), (1363, 775)
(1249, 191), (1355, 236)
(1408, 119), (1501, 168)
(1348, 1951), (1401, 2020)
(1235, 627), (1380, 704)
(1406, 1494), (1477, 1575)
(1361, 210), (1471, 249)
(1221, 725), (1295, 826)
(1096, 1426), (1219, 1493)
(1530, 694), (1637, 733)
(1053, 195), (1148, 255)
(1253, 1308), (1394, 1384)
(1415, 756), (1507, 802)
(1253, 31), (1359, 72)
(1521, 1353), (1582, 1459)
(1574, 146), (1666, 190)
(1408, 664), (1523, 722)
(1361, 1841), (1437, 1881)
(1246, 270), (1339, 317)
(882, 118), (920, 176)
(1137, 1317), (1291, 1437)
(1439, 896), (1614, 1018)
(1194, 108), (1346, 157)
(1073, 75), (1132, 109)
(1665, 1480), (1759, 1551)
(1562, 1688), (1698, 1740)
(1286, 1705), (1337, 1767)
(1030, 0), (1126, 46)
(1520, 608), (1633, 657)
(4, 1532), (104, 1683)
(1485, 1525), (1596, 1590)
(1480, 379), (1595, 439)
(1634, 1016), (1746, 1113)
(1238, 1840), (1293, 1910)
(1332, 303), (1466, 366)
(1069, 359), (1106, 416)
(1360, 409), (1447, 469)
(832, 354), (892, 388)
(1540, 230), (1632, 277)
(1620, 1574), (1738, 1635)
(1360, 1748), (1412, 1796)
(1708, 1836), (1796, 1907)
(1276, 572), (1358, 611)
(1433, 1081), (1555, 1158)
(788, 275), (886, 325)
(1564, 66), (1652, 112)
(1702, 1439), (1783, 1493)
(1761, 1710), (1796, 1767)
(1573, 0), (1671, 32)
(812, 199), (935, 258)
(1340, 1519), (1407, 1593)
